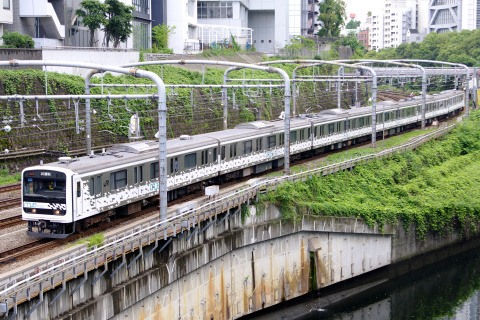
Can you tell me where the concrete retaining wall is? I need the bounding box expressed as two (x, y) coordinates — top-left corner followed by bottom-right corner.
(7, 203), (478, 320)
(41, 49), (140, 77)
(0, 48), (42, 69)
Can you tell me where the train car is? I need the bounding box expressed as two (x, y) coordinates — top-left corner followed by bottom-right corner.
(22, 90), (464, 238)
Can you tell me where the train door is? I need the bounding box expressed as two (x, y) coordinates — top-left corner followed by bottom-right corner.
(133, 166), (143, 197)
(74, 176), (83, 218)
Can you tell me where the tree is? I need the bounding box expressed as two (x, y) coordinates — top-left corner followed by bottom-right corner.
(317, 0), (346, 37)
(1, 30), (34, 48)
(284, 35), (316, 50)
(152, 24), (176, 50)
(75, 0), (106, 47)
(345, 19), (361, 29)
(103, 0), (134, 48)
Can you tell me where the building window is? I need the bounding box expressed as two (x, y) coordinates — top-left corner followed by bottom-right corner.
(133, 21), (150, 50)
(70, 28), (90, 47)
(3, 0), (9, 9)
(197, 2), (233, 19)
(133, 0), (149, 14)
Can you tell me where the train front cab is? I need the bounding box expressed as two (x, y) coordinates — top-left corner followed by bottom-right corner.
(22, 167), (75, 238)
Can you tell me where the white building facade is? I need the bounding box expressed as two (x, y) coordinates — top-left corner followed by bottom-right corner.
(429, 0), (480, 33)
(162, 0), (317, 54)
(0, 0), (14, 45)
(4, 0), (150, 50)
(370, 13), (384, 51)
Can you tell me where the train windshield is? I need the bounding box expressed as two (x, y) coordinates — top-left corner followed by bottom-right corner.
(23, 170), (67, 200)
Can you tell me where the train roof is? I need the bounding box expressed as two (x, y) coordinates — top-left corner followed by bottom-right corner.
(30, 90), (462, 175)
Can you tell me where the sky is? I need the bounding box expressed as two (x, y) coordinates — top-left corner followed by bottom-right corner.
(344, 0), (385, 23)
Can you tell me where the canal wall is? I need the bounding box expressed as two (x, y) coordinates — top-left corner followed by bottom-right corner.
(7, 203), (479, 320)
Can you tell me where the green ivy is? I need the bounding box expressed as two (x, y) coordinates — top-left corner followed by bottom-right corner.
(261, 110), (480, 239)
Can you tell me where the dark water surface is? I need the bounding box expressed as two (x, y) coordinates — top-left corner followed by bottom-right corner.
(249, 245), (480, 320)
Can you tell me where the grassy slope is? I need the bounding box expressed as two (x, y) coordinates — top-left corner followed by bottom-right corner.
(262, 110), (480, 238)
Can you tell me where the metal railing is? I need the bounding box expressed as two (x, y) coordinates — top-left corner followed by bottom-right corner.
(0, 122), (457, 317)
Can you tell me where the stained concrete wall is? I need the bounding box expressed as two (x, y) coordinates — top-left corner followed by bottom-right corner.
(8, 203), (479, 320)
(0, 48), (42, 69)
(9, 204), (392, 320)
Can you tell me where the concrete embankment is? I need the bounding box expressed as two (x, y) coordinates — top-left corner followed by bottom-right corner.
(7, 202), (479, 320)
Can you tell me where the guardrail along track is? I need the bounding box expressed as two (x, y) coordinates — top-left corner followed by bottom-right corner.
(0, 123), (458, 315)
(0, 205), (159, 266)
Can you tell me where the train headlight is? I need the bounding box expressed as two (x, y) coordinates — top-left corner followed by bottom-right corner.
(54, 210), (61, 215)
(31, 209), (36, 213)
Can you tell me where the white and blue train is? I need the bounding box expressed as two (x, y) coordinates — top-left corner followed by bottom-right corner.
(22, 90), (465, 237)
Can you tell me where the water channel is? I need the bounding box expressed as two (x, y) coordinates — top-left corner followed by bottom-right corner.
(246, 244), (480, 320)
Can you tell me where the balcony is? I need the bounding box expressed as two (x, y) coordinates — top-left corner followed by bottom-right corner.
(19, 0), (64, 39)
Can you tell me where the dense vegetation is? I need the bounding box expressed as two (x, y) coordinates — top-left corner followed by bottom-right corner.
(1, 31), (34, 49)
(365, 30), (480, 67)
(261, 110), (480, 238)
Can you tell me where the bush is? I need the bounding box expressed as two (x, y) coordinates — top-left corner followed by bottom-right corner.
(1, 30), (34, 48)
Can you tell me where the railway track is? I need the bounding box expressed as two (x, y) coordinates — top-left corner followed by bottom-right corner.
(0, 183), (20, 194)
(0, 206), (159, 266)
(0, 198), (21, 211)
(0, 216), (23, 229)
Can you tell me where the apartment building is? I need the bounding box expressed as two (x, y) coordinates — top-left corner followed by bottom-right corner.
(0, 0), (13, 44)
(152, 0), (319, 54)
(4, 0), (151, 49)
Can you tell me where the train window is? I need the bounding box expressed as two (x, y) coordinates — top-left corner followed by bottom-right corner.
(221, 146), (226, 160)
(185, 153), (197, 169)
(150, 162), (159, 179)
(134, 167), (138, 184)
(213, 148), (217, 162)
(314, 127), (318, 138)
(344, 120), (350, 130)
(76, 181), (81, 197)
(351, 119), (356, 129)
(307, 128), (311, 139)
(174, 158), (178, 172)
(290, 131), (297, 143)
(396, 110), (401, 118)
(243, 140), (252, 154)
(110, 170), (127, 190)
(256, 138), (262, 151)
(268, 136), (276, 148)
(170, 158), (173, 174)
(89, 178), (94, 196)
(280, 133), (284, 146)
(201, 150), (208, 165)
(96, 176), (102, 195)
(336, 122), (341, 132)
(385, 113), (390, 121)
(230, 144), (238, 158)
(299, 130), (304, 141)
(328, 123), (334, 134)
